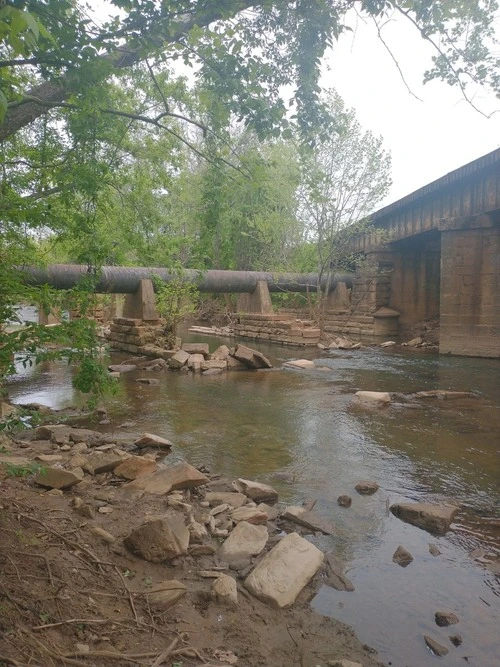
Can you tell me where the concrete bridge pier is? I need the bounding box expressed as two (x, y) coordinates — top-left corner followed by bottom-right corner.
(122, 279), (159, 322)
(440, 225), (500, 357)
(236, 280), (273, 315)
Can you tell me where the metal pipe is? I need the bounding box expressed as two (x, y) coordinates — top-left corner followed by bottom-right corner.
(22, 265), (353, 293)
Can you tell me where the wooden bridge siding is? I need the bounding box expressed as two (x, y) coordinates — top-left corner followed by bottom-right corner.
(351, 165), (500, 253)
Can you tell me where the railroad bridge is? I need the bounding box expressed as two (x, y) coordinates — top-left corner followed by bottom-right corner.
(24, 150), (500, 357)
(326, 148), (500, 358)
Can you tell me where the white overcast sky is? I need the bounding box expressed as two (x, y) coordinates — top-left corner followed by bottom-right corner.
(324, 10), (500, 204)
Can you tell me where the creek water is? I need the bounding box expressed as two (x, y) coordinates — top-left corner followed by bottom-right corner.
(5, 333), (500, 667)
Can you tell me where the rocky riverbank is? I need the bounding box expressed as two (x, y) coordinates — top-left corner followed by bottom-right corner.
(0, 418), (386, 667)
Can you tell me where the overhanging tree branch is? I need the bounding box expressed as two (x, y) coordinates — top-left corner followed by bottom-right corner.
(0, 0), (260, 142)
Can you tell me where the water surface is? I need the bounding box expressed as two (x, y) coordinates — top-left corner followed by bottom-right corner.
(6, 338), (500, 667)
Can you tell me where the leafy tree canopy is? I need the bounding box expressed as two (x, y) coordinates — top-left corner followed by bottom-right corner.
(1, 1), (499, 143)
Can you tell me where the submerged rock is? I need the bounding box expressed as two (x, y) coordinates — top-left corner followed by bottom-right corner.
(283, 359), (316, 369)
(244, 532), (324, 608)
(435, 609), (459, 627)
(355, 481), (379, 495)
(282, 505), (335, 535)
(392, 545), (414, 567)
(390, 502), (459, 536)
(429, 543), (441, 557)
(337, 495), (352, 508)
(424, 635), (449, 656)
(355, 391), (391, 405)
(324, 554), (355, 592)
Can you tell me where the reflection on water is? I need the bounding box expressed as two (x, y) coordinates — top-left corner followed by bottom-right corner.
(6, 338), (500, 666)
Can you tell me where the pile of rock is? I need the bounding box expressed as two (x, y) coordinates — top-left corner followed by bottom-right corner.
(327, 336), (361, 350)
(167, 343), (272, 374)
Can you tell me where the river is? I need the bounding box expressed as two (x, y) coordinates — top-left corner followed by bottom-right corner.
(5, 335), (500, 666)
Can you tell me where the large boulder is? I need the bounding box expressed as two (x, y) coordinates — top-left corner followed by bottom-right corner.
(218, 521), (268, 564)
(126, 462), (208, 495)
(390, 502), (459, 535)
(232, 478), (278, 503)
(231, 344), (272, 369)
(124, 516), (189, 562)
(244, 532), (324, 607)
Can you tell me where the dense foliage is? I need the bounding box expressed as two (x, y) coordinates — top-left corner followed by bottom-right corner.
(0, 0), (498, 400)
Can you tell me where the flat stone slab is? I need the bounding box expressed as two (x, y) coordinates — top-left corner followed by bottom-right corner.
(134, 433), (173, 450)
(127, 462), (208, 495)
(218, 521), (268, 564)
(182, 343), (209, 356)
(205, 492), (247, 508)
(33, 467), (81, 490)
(82, 450), (127, 475)
(282, 506), (335, 535)
(147, 580), (187, 609)
(283, 359), (316, 369)
(114, 456), (157, 480)
(230, 506), (268, 525)
(244, 532), (324, 607)
(108, 364), (137, 373)
(390, 502), (459, 536)
(324, 554), (355, 591)
(355, 391), (391, 404)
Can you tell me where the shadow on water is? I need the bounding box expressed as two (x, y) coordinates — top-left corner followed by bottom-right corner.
(6, 339), (500, 667)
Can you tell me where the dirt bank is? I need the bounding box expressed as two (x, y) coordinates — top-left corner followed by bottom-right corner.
(0, 424), (383, 667)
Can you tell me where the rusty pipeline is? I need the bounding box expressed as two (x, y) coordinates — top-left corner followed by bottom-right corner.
(21, 265), (353, 293)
